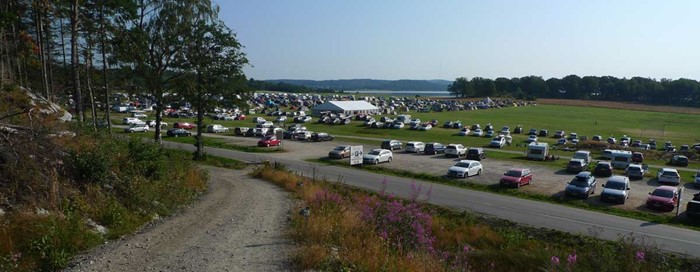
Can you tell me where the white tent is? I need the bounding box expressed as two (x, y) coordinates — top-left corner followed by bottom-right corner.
(311, 101), (379, 116)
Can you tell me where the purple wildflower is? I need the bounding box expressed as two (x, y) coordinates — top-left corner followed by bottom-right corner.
(551, 256), (560, 266)
(567, 253), (577, 265)
(463, 245), (471, 253)
(636, 251), (645, 262)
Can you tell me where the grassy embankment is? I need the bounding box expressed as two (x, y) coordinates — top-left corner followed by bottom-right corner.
(0, 130), (243, 271)
(253, 165), (698, 271)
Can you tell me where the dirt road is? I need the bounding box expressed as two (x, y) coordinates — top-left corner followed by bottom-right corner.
(66, 167), (294, 272)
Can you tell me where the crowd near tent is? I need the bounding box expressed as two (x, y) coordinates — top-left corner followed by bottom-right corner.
(311, 101), (380, 116)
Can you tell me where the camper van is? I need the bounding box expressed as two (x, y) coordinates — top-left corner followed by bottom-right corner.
(611, 150), (633, 169)
(526, 142), (549, 161)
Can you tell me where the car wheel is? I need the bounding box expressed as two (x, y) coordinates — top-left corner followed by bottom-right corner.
(516, 182), (521, 188)
(477, 169), (481, 175)
(175, 134), (179, 137)
(374, 160), (379, 165)
(266, 143), (270, 147)
(388, 157), (392, 162)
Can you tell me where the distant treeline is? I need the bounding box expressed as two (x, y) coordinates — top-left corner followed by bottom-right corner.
(265, 79), (452, 92)
(449, 76), (700, 107)
(248, 79), (338, 93)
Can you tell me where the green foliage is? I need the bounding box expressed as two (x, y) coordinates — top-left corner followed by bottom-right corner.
(68, 150), (112, 186)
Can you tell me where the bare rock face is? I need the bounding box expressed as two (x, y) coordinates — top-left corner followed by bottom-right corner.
(21, 87), (72, 122)
(86, 218), (109, 236)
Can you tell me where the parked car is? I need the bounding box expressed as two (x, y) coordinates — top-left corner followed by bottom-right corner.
(669, 155), (689, 167)
(328, 145), (351, 159)
(131, 112), (147, 118)
(392, 121), (405, 129)
(458, 127), (471, 136)
(527, 135), (538, 143)
(207, 124), (229, 133)
(471, 129), (484, 137)
(363, 149), (393, 165)
(452, 121), (463, 129)
(499, 168), (533, 188)
(484, 130), (495, 138)
(566, 158), (588, 173)
(445, 144), (467, 157)
(124, 123), (149, 133)
(442, 121), (454, 128)
(122, 117), (141, 125)
(466, 147), (486, 161)
(295, 130), (312, 141)
(166, 128), (192, 137)
(632, 152), (644, 163)
(234, 127), (250, 136)
(657, 168), (681, 185)
(646, 186), (679, 212)
(405, 141), (426, 153)
(417, 123), (432, 131)
(686, 192), (700, 218)
(470, 123), (481, 130)
(556, 138), (567, 145)
(234, 114), (247, 120)
(311, 132), (334, 142)
(513, 125), (523, 134)
(601, 175), (631, 204)
(146, 120), (168, 128)
(694, 170), (700, 188)
(253, 127), (270, 137)
(607, 137), (617, 145)
(174, 122), (195, 129)
(538, 129), (548, 137)
(489, 136), (506, 148)
(565, 171), (597, 199)
(447, 160), (482, 178)
(381, 140), (403, 150)
(625, 164), (648, 180)
(424, 142), (446, 155)
(258, 135), (282, 147)
(591, 135), (602, 141)
(500, 126), (511, 135)
(528, 128), (538, 135)
(593, 161), (613, 177)
(554, 130), (566, 138)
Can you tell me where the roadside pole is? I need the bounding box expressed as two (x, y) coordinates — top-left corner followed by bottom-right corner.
(676, 187), (683, 217)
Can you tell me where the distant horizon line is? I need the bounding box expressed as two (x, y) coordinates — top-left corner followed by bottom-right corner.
(258, 76), (700, 81)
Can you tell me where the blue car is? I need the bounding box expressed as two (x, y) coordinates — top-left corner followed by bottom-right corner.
(424, 142), (446, 155)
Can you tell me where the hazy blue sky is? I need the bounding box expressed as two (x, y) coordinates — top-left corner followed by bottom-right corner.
(215, 0), (700, 81)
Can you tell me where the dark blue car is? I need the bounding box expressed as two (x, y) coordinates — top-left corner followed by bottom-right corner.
(424, 142), (446, 155)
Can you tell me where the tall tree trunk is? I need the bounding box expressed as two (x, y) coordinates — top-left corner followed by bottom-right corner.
(99, 0), (111, 133)
(44, 5), (54, 101)
(153, 84), (163, 144)
(194, 73), (204, 160)
(35, 2), (50, 99)
(85, 41), (97, 129)
(70, 0), (82, 122)
(59, 12), (68, 96)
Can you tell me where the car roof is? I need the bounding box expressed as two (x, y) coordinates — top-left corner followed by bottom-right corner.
(608, 175), (629, 182)
(458, 160), (478, 164)
(569, 158), (585, 162)
(661, 168), (679, 173)
(508, 168), (528, 172)
(596, 161), (611, 165)
(447, 143), (462, 147)
(575, 171), (592, 177)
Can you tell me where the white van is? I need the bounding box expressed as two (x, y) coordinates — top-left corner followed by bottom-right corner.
(611, 150), (632, 169)
(526, 142), (549, 160)
(573, 150), (592, 164)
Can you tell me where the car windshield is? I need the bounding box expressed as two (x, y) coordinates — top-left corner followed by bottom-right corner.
(446, 146), (456, 150)
(596, 164), (609, 169)
(368, 150), (381, 155)
(606, 181), (626, 190)
(334, 146), (347, 151)
(455, 162), (471, 167)
(571, 176), (591, 187)
(661, 171), (679, 177)
(568, 161), (582, 166)
(263, 136), (274, 140)
(651, 189), (674, 198)
(504, 170), (522, 177)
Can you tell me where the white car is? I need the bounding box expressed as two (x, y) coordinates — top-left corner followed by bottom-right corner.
(207, 124), (229, 133)
(405, 141), (426, 153)
(458, 128), (471, 136)
(527, 135), (538, 143)
(657, 168), (680, 185)
(363, 149), (393, 165)
(392, 122), (405, 129)
(447, 160), (482, 178)
(418, 123), (432, 131)
(131, 112), (147, 118)
(471, 129), (484, 136)
(124, 123), (149, 133)
(445, 144), (467, 157)
(122, 117), (141, 125)
(147, 120), (168, 128)
(295, 130), (312, 141)
(489, 136), (506, 148)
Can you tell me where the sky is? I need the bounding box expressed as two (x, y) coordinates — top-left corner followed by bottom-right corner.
(215, 0), (700, 81)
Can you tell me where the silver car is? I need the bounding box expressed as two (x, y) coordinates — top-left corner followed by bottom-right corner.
(601, 175), (630, 204)
(363, 149), (393, 165)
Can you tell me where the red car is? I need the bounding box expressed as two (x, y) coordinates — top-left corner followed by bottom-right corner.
(234, 114), (247, 120)
(258, 136), (282, 147)
(174, 122), (195, 129)
(646, 186), (679, 212)
(499, 168), (533, 188)
(632, 152), (644, 163)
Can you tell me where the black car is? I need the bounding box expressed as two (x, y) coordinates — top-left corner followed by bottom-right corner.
(452, 121), (463, 129)
(424, 142), (446, 155)
(311, 132), (334, 142)
(442, 121), (454, 128)
(166, 128), (192, 137)
(466, 148), (486, 161)
(669, 155), (689, 167)
(381, 140), (403, 150)
(593, 161), (613, 177)
(538, 129), (548, 137)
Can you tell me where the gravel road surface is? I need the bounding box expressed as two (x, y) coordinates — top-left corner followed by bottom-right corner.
(66, 167), (293, 272)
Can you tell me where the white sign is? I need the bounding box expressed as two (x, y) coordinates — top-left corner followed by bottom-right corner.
(350, 145), (363, 165)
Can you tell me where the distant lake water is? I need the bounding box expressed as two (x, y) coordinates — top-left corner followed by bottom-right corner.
(343, 90), (452, 97)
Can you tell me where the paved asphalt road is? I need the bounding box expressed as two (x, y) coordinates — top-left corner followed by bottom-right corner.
(161, 141), (700, 258)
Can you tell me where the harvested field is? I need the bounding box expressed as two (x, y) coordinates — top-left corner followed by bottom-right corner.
(537, 99), (700, 115)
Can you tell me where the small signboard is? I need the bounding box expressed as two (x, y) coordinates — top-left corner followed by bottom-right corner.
(350, 145), (363, 165)
(275, 130), (284, 147)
